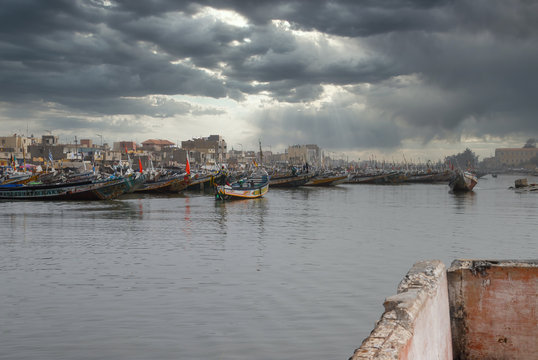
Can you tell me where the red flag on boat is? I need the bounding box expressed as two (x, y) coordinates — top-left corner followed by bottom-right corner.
(185, 154), (191, 175)
(138, 157), (143, 172)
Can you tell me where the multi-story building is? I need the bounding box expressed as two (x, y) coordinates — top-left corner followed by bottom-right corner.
(113, 141), (137, 152)
(80, 139), (93, 148)
(226, 149), (244, 165)
(27, 143), (64, 164)
(42, 135), (58, 146)
(26, 135), (122, 165)
(141, 139), (175, 152)
(495, 148), (538, 167)
(287, 144), (320, 166)
(0, 134), (39, 164)
(0, 134), (39, 165)
(181, 135), (227, 164)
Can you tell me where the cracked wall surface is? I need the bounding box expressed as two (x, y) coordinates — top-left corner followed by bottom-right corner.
(447, 259), (538, 360)
(349, 260), (453, 360)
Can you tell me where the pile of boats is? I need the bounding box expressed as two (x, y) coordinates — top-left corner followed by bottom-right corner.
(0, 164), (482, 201)
(346, 169), (454, 185)
(0, 171), (145, 201)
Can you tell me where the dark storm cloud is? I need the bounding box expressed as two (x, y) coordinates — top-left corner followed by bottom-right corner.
(255, 104), (402, 151)
(1, 0), (537, 147)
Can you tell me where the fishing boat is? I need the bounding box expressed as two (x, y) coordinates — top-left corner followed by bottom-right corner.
(134, 173), (188, 193)
(349, 170), (406, 185)
(304, 172), (348, 186)
(165, 176), (190, 192)
(403, 170), (453, 184)
(215, 170), (269, 200)
(0, 172), (39, 185)
(269, 172), (313, 187)
(186, 172), (226, 191)
(449, 170), (478, 192)
(0, 174), (144, 200)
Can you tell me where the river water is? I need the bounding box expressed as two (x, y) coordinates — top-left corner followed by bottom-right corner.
(1, 174), (536, 360)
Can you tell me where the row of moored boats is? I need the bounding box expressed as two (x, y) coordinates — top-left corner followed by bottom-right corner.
(0, 167), (478, 201)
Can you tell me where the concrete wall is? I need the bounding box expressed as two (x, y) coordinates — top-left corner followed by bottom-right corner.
(447, 260), (538, 360)
(349, 260), (453, 360)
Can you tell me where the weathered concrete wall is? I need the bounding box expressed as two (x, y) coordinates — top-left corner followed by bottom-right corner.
(448, 260), (538, 360)
(349, 260), (453, 360)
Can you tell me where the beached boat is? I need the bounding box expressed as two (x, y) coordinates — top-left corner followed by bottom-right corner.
(1, 173), (39, 185)
(352, 171), (407, 184)
(304, 172), (348, 186)
(186, 172), (226, 191)
(404, 170), (453, 184)
(135, 169), (190, 193)
(0, 174), (144, 200)
(215, 170), (269, 200)
(448, 170), (478, 192)
(269, 172), (313, 187)
(135, 175), (184, 193)
(165, 176), (190, 192)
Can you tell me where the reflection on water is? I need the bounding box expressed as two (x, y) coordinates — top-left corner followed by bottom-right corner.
(1, 176), (537, 360)
(450, 190), (477, 213)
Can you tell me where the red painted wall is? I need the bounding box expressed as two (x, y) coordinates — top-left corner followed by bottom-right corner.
(448, 260), (538, 359)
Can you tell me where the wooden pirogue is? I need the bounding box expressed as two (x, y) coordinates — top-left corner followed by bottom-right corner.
(0, 174), (144, 200)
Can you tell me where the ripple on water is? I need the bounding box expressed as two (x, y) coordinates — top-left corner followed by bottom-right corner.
(1, 178), (537, 360)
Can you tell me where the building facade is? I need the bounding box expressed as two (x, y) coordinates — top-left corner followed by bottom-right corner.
(1, 134), (40, 165)
(113, 141), (137, 152)
(141, 139), (175, 152)
(495, 148), (538, 167)
(287, 144), (320, 166)
(181, 135), (227, 164)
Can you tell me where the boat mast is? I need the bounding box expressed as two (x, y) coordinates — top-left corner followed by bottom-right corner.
(259, 139), (263, 167)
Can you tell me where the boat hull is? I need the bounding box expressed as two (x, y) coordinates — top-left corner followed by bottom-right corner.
(0, 175), (144, 200)
(449, 171), (478, 192)
(216, 182), (269, 200)
(186, 173), (225, 191)
(304, 175), (348, 186)
(135, 176), (180, 193)
(269, 173), (312, 187)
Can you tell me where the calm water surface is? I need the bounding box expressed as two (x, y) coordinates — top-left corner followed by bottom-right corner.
(1, 175), (536, 360)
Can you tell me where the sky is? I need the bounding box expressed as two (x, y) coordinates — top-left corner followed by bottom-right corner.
(1, 0), (538, 162)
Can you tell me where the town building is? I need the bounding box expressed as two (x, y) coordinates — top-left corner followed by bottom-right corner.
(495, 147), (538, 167)
(80, 139), (93, 148)
(480, 156), (498, 170)
(113, 141), (137, 152)
(0, 134), (39, 165)
(26, 135), (122, 166)
(287, 144), (320, 166)
(181, 135), (227, 164)
(141, 139), (175, 152)
(42, 134), (58, 145)
(226, 149), (244, 165)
